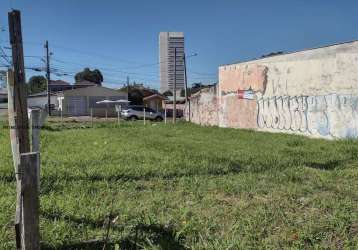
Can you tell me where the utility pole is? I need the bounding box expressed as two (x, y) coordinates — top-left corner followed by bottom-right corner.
(183, 53), (190, 122)
(173, 47), (177, 123)
(45, 40), (51, 115)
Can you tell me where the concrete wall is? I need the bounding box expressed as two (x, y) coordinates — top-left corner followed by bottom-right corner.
(189, 41), (358, 139)
(61, 86), (127, 116)
(28, 95), (58, 109)
(188, 86), (219, 126)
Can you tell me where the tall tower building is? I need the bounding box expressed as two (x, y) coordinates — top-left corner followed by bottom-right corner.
(159, 32), (184, 94)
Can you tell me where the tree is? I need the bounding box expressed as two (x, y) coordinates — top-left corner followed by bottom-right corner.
(162, 90), (173, 97)
(75, 68), (103, 85)
(128, 88), (143, 105)
(27, 75), (47, 94)
(180, 89), (186, 97)
(0, 71), (6, 89)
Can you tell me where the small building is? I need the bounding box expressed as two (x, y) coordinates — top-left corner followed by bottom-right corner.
(0, 88), (7, 103)
(56, 85), (127, 117)
(49, 80), (97, 92)
(27, 91), (58, 110)
(71, 80), (98, 89)
(0, 88), (7, 117)
(49, 80), (72, 92)
(143, 93), (167, 112)
(164, 96), (186, 117)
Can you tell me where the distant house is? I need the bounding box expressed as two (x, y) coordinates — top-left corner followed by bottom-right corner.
(143, 93), (167, 112)
(49, 80), (72, 92)
(49, 80), (97, 92)
(27, 91), (58, 110)
(72, 80), (98, 89)
(0, 88), (7, 115)
(0, 88), (7, 103)
(164, 96), (186, 117)
(55, 85), (127, 117)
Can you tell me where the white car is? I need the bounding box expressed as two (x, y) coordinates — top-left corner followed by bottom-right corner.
(121, 106), (164, 121)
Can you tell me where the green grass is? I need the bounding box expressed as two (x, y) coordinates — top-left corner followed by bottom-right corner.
(0, 120), (357, 249)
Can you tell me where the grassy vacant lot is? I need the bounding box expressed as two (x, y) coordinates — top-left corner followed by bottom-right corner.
(0, 120), (357, 249)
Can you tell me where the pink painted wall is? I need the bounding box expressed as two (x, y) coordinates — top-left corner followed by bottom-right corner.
(219, 64), (268, 94)
(187, 41), (358, 139)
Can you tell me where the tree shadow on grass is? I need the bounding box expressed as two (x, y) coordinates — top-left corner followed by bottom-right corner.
(42, 209), (106, 229)
(121, 223), (187, 250)
(41, 239), (115, 250)
(40, 218), (187, 250)
(41, 164), (242, 185)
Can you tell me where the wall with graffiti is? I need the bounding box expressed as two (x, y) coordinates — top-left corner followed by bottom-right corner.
(188, 41), (358, 139)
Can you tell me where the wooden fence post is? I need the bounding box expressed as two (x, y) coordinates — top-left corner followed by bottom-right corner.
(164, 107), (167, 124)
(8, 10), (30, 154)
(20, 152), (40, 250)
(8, 10), (39, 249)
(143, 106), (146, 125)
(91, 108), (93, 127)
(60, 108), (63, 127)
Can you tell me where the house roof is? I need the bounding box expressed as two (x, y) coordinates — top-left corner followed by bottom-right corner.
(143, 93), (167, 101)
(62, 85), (127, 96)
(166, 96), (186, 102)
(0, 88), (7, 95)
(164, 96), (186, 104)
(50, 80), (70, 86)
(28, 91), (58, 98)
(74, 80), (97, 86)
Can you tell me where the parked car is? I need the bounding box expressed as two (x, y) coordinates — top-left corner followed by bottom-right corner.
(121, 106), (164, 121)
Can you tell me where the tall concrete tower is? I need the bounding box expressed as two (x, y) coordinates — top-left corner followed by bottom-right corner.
(159, 32), (184, 94)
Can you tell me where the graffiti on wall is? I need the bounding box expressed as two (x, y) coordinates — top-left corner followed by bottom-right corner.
(257, 94), (358, 138)
(188, 44), (358, 139)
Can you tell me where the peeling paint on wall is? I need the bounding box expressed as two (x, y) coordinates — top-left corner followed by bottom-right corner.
(188, 87), (218, 126)
(187, 41), (358, 139)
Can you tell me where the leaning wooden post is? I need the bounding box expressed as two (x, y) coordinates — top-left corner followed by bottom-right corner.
(8, 9), (40, 250)
(20, 152), (40, 250)
(8, 10), (30, 154)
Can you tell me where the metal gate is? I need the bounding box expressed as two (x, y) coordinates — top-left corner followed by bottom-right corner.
(67, 96), (87, 116)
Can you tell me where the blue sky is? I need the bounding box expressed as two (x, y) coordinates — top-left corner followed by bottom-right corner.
(0, 0), (358, 89)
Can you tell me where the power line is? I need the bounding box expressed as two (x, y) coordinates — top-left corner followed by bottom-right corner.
(2, 40), (205, 74)
(0, 46), (11, 65)
(43, 42), (146, 66)
(51, 57), (159, 77)
(2, 40), (216, 86)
